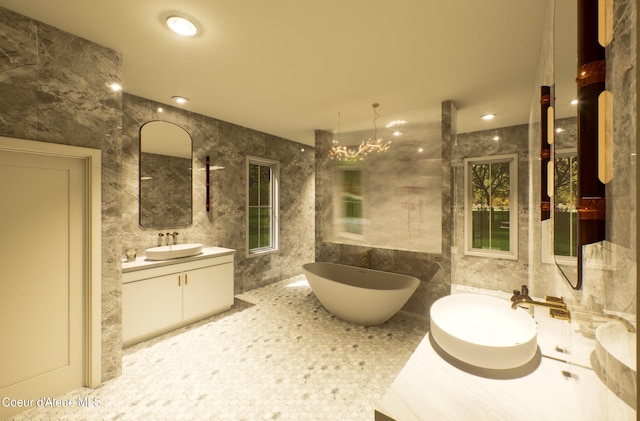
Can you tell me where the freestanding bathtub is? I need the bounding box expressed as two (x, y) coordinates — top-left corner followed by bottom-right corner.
(302, 262), (420, 325)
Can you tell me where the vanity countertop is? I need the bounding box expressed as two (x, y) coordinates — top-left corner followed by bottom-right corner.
(122, 246), (235, 273)
(375, 307), (635, 421)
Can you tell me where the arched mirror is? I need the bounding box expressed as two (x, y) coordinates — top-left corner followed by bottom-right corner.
(139, 121), (193, 228)
(552, 0), (579, 287)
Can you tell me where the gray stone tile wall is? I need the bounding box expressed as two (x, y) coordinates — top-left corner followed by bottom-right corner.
(451, 123), (531, 292)
(0, 6), (315, 383)
(0, 7), (123, 381)
(121, 94), (315, 294)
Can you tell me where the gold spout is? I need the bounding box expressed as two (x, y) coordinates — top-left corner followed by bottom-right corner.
(550, 308), (572, 322)
(510, 286), (571, 322)
(361, 250), (371, 269)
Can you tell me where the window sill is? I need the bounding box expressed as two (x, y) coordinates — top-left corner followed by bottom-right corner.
(464, 249), (518, 260)
(246, 247), (279, 259)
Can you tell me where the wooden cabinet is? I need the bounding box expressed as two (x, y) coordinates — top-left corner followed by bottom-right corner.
(122, 252), (234, 346)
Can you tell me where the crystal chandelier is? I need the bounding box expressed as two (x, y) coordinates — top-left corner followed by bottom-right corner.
(329, 103), (391, 161)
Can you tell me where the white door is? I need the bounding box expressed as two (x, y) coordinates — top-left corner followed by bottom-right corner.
(0, 149), (86, 420)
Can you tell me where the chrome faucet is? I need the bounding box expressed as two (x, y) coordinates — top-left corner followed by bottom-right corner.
(172, 232), (179, 244)
(157, 233), (164, 246)
(166, 232), (174, 245)
(510, 285), (571, 322)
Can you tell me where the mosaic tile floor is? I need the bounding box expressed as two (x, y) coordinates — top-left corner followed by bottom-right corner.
(13, 276), (428, 421)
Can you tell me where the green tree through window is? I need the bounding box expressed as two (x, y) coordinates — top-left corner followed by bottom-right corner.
(465, 154), (517, 259)
(248, 158), (278, 253)
(341, 170), (363, 234)
(554, 153), (577, 257)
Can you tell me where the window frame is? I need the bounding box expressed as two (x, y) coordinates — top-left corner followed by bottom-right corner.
(463, 153), (518, 260)
(552, 148), (578, 265)
(334, 167), (365, 239)
(246, 156), (279, 257)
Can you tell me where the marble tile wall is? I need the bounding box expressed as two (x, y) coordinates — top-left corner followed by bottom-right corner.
(530, 0), (637, 315)
(121, 94), (315, 293)
(602, 0), (637, 312)
(1, 6), (316, 384)
(453, 0), (637, 318)
(451, 123), (531, 292)
(0, 7), (123, 381)
(314, 102), (455, 317)
(524, 0), (636, 411)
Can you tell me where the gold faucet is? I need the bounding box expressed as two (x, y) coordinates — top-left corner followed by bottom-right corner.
(510, 285), (571, 322)
(361, 250), (371, 269)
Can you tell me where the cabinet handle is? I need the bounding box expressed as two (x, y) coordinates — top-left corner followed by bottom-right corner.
(178, 275), (181, 287)
(185, 274), (188, 285)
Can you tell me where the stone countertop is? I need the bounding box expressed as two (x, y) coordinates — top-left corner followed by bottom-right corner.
(122, 246), (235, 273)
(375, 306), (635, 421)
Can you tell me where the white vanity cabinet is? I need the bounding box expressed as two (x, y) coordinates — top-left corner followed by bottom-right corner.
(122, 248), (234, 346)
(182, 263), (233, 321)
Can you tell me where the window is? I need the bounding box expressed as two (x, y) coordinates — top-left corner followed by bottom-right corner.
(247, 157), (279, 255)
(341, 170), (363, 235)
(464, 154), (518, 259)
(554, 149), (577, 259)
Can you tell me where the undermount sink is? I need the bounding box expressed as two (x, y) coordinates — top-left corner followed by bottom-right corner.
(430, 293), (538, 370)
(145, 243), (203, 260)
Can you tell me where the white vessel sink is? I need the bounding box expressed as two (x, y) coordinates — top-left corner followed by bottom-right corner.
(145, 243), (203, 260)
(593, 322), (636, 408)
(595, 322), (636, 371)
(430, 293), (537, 370)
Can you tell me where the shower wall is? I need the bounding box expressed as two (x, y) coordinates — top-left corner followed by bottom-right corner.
(314, 102), (456, 317)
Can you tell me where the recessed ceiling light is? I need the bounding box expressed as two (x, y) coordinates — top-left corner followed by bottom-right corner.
(166, 16), (198, 36)
(157, 107), (164, 113)
(570, 99), (578, 105)
(392, 131), (403, 137)
(481, 114), (496, 120)
(492, 136), (500, 141)
(172, 96), (190, 105)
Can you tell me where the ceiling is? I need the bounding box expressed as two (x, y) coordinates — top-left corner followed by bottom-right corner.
(0, 1), (574, 146)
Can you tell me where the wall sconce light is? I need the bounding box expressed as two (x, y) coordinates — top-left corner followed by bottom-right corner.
(598, 90), (614, 183)
(540, 86), (552, 220)
(205, 156), (210, 212)
(571, 0), (611, 290)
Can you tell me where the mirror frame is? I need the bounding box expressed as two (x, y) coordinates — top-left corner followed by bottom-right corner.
(139, 120), (194, 229)
(548, 0), (608, 290)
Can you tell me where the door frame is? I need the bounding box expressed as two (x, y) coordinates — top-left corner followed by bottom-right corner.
(0, 136), (102, 387)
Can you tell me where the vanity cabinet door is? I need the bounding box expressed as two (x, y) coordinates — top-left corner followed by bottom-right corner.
(122, 273), (183, 344)
(182, 264), (234, 322)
